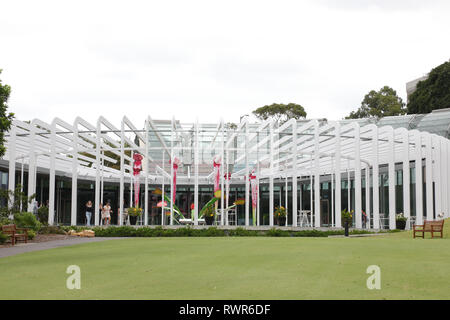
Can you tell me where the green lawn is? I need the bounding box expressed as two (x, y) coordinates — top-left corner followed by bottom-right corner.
(1, 222), (449, 299)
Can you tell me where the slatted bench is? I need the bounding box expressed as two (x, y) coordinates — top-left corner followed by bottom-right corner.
(1, 224), (29, 245)
(413, 220), (445, 239)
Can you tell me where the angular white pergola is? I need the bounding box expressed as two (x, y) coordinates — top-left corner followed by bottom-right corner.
(3, 116), (450, 230)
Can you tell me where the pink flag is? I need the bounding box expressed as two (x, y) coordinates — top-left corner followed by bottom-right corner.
(213, 155), (221, 198)
(171, 156), (181, 204)
(133, 153), (143, 207)
(249, 169), (258, 210)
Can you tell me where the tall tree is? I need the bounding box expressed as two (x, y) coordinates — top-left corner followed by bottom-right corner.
(0, 69), (14, 157)
(346, 86), (406, 119)
(407, 61), (450, 114)
(252, 103), (307, 124)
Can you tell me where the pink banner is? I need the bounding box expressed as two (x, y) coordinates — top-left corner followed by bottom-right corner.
(249, 169), (258, 210)
(213, 155), (221, 197)
(133, 153), (143, 207)
(171, 157), (181, 204)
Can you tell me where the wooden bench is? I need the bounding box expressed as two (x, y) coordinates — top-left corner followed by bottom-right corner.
(1, 224), (29, 245)
(413, 220), (445, 239)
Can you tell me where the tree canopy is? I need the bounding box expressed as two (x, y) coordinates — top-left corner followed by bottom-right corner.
(252, 103), (307, 124)
(0, 69), (14, 157)
(407, 61), (450, 114)
(346, 86), (406, 119)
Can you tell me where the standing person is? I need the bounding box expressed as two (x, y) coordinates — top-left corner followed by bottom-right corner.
(99, 203), (103, 226)
(32, 200), (39, 217)
(85, 201), (93, 226)
(102, 202), (112, 226)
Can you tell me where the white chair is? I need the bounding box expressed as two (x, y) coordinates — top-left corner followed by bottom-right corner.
(298, 210), (311, 227)
(227, 208), (237, 225)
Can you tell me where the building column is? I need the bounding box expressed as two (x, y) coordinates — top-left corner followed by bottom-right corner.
(269, 121), (274, 227)
(335, 122), (342, 228)
(170, 117), (174, 225)
(354, 123), (362, 229)
(365, 164), (371, 229)
(292, 121), (298, 227)
(8, 124), (16, 211)
(441, 137), (449, 218)
(426, 133), (434, 221)
(194, 119), (199, 225)
(414, 131), (423, 225)
(220, 119), (225, 226)
(372, 126), (380, 229)
(119, 120), (125, 226)
(402, 129), (411, 229)
(71, 121), (78, 226)
(144, 119), (149, 226)
(48, 121), (56, 225)
(314, 120), (321, 228)
(27, 124), (36, 212)
(388, 127), (396, 230)
(94, 119), (101, 226)
(245, 121), (250, 226)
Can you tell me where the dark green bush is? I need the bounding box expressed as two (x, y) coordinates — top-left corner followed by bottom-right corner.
(0, 231), (7, 244)
(14, 212), (41, 231)
(37, 206), (49, 225)
(60, 225), (378, 238)
(39, 225), (66, 235)
(27, 230), (36, 240)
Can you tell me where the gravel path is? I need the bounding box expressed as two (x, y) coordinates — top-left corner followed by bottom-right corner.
(0, 236), (125, 258)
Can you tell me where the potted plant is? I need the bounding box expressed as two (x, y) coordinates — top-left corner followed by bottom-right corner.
(128, 206), (143, 225)
(274, 206), (287, 226)
(341, 209), (353, 236)
(396, 213), (407, 230)
(203, 205), (215, 225)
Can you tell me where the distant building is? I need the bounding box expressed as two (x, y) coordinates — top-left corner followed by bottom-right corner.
(406, 75), (428, 103)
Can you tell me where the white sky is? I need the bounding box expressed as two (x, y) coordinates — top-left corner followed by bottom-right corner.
(1, 0), (449, 128)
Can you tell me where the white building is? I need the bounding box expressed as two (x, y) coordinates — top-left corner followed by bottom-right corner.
(1, 114), (449, 230)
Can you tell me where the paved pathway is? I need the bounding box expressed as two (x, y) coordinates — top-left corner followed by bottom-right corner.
(0, 237), (125, 258)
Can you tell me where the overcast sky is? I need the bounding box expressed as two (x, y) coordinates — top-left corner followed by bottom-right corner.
(1, 0), (449, 128)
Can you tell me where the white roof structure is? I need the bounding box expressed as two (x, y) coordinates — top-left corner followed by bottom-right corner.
(3, 115), (450, 230)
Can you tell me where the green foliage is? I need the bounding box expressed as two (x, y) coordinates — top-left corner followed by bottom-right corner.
(407, 61), (450, 114)
(346, 86), (406, 119)
(252, 103), (307, 124)
(0, 216), (12, 226)
(39, 225), (65, 234)
(14, 212), (41, 231)
(26, 230), (36, 240)
(128, 206), (143, 217)
(0, 231), (7, 244)
(274, 206), (286, 218)
(37, 205), (49, 225)
(396, 213), (407, 222)
(0, 69), (15, 158)
(0, 184), (35, 219)
(341, 209), (353, 225)
(83, 226), (378, 238)
(199, 197), (218, 218)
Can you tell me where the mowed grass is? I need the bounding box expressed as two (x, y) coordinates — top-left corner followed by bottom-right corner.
(0, 221), (449, 300)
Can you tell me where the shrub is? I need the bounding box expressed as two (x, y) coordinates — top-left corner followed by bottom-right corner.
(27, 230), (36, 240)
(341, 209), (353, 226)
(37, 206), (49, 225)
(14, 212), (41, 231)
(0, 231), (7, 244)
(0, 216), (12, 227)
(56, 225), (378, 238)
(39, 225), (66, 235)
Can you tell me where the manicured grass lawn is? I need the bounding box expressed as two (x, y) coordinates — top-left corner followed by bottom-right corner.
(1, 221), (449, 299)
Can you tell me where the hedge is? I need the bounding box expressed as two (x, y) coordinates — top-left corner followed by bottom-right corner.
(59, 225), (392, 238)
